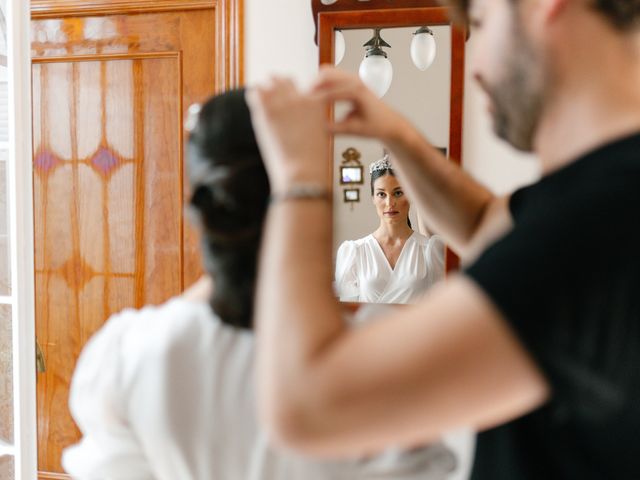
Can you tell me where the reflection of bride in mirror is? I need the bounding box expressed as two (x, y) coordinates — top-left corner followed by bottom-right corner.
(336, 154), (445, 303)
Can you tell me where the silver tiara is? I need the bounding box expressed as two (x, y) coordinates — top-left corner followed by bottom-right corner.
(369, 153), (393, 174)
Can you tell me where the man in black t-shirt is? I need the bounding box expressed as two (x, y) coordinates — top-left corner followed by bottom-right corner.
(245, 0), (640, 478)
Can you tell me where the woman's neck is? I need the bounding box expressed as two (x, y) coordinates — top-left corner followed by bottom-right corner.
(374, 222), (413, 244)
(181, 275), (214, 302)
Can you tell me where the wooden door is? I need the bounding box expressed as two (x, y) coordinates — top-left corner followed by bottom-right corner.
(30, 1), (243, 476)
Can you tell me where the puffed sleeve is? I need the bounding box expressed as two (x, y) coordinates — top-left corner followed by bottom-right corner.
(335, 240), (360, 302)
(427, 235), (446, 285)
(62, 311), (155, 480)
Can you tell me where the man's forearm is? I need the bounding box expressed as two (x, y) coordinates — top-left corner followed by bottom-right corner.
(384, 121), (496, 253)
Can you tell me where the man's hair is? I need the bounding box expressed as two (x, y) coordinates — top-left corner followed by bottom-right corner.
(445, 0), (640, 31)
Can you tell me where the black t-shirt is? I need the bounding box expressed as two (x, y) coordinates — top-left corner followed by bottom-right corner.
(466, 132), (640, 480)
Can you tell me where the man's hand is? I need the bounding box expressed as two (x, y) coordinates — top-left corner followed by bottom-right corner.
(311, 66), (411, 144)
(246, 77), (331, 193)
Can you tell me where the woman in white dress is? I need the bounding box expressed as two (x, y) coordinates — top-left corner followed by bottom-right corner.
(336, 155), (445, 304)
(62, 90), (456, 480)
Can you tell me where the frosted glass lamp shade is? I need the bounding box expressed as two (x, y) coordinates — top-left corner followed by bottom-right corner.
(320, 0), (338, 4)
(359, 54), (393, 98)
(411, 29), (437, 71)
(334, 30), (345, 65)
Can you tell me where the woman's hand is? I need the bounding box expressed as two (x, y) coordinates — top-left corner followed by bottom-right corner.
(246, 77), (331, 193)
(311, 66), (411, 143)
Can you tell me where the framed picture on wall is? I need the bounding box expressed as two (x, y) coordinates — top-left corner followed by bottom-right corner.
(340, 165), (364, 185)
(343, 188), (360, 202)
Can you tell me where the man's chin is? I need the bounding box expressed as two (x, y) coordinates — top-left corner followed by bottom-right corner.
(505, 135), (536, 153)
(493, 119), (536, 153)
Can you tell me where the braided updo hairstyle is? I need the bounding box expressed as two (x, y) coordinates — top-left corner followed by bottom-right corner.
(187, 89), (270, 330)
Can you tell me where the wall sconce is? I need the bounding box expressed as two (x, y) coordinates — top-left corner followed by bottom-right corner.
(359, 28), (393, 98)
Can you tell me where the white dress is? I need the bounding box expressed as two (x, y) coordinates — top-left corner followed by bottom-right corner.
(62, 297), (457, 480)
(335, 232), (445, 304)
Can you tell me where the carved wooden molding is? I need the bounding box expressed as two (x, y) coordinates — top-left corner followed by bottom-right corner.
(30, 0), (243, 90)
(32, 51), (181, 64)
(31, 0), (216, 19)
(215, 0), (244, 91)
(311, 0), (442, 44)
(312, 0), (441, 15)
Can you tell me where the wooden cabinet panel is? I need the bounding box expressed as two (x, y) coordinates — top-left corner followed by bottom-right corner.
(31, 3), (242, 476)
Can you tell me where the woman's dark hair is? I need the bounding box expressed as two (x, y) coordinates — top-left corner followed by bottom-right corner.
(187, 89), (269, 330)
(370, 168), (412, 229)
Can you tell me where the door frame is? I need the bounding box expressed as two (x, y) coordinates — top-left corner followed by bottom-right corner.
(8, 0), (38, 477)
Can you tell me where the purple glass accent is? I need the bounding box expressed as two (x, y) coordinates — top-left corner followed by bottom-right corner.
(90, 147), (120, 175)
(34, 150), (61, 173)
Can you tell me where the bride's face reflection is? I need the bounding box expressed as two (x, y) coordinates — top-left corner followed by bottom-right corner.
(371, 173), (410, 226)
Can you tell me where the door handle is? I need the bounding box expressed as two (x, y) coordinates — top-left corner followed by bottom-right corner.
(36, 339), (46, 374)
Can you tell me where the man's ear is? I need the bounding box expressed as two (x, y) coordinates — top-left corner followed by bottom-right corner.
(522, 0), (571, 38)
(539, 0), (571, 24)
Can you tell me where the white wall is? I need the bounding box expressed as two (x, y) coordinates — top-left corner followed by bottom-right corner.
(245, 0), (319, 87)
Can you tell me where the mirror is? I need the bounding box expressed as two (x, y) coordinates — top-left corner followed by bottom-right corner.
(313, 1), (466, 305)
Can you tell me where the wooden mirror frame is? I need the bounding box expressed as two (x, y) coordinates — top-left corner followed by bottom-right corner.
(312, 0), (466, 272)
